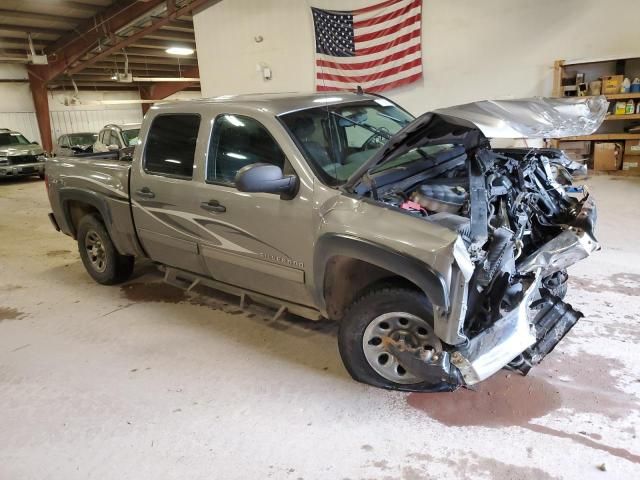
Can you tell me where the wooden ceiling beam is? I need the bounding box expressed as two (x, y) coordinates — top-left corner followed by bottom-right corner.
(28, 0), (167, 83)
(65, 0), (210, 76)
(0, 9), (78, 26)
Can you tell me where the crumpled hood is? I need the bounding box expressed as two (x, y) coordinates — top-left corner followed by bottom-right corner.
(0, 143), (44, 156)
(344, 96), (608, 189)
(433, 96), (608, 139)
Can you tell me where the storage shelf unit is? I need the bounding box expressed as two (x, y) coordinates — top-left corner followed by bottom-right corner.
(552, 57), (640, 174)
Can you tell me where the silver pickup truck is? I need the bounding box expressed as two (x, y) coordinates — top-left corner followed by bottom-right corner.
(45, 93), (602, 392)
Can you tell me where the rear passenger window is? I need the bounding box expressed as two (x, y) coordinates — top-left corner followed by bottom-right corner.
(144, 114), (201, 178)
(207, 114), (285, 185)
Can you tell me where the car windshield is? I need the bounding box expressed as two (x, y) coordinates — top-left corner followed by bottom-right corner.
(279, 99), (414, 185)
(121, 128), (140, 146)
(68, 133), (97, 145)
(0, 132), (31, 146)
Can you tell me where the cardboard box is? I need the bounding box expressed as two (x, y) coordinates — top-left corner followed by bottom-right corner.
(593, 142), (622, 171)
(622, 155), (640, 173)
(602, 75), (624, 94)
(624, 139), (640, 156)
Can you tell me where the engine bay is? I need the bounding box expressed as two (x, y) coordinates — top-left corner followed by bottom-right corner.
(375, 146), (594, 341)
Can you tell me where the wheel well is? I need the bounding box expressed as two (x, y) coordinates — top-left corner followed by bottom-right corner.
(65, 200), (100, 238)
(323, 255), (421, 321)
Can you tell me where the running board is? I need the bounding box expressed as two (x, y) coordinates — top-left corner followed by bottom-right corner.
(508, 294), (583, 375)
(161, 266), (323, 321)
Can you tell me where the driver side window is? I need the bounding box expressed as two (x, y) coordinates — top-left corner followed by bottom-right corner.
(207, 114), (285, 185)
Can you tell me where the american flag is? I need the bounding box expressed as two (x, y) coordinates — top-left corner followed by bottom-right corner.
(312, 0), (422, 93)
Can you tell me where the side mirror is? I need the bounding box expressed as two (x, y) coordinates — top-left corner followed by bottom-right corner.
(107, 144), (119, 151)
(235, 163), (297, 198)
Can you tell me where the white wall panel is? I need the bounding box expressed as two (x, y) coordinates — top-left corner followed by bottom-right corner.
(0, 112), (41, 144)
(48, 108), (142, 142)
(194, 0), (640, 113)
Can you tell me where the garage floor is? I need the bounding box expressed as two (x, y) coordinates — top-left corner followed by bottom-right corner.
(1, 175), (639, 480)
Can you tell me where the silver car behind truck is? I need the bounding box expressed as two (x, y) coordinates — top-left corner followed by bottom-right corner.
(45, 93), (602, 392)
(0, 128), (46, 179)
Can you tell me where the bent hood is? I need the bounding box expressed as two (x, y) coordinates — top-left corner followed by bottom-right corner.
(344, 96), (608, 189)
(433, 96), (608, 139)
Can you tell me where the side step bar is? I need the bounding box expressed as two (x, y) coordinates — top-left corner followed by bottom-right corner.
(508, 294), (583, 375)
(161, 266), (323, 321)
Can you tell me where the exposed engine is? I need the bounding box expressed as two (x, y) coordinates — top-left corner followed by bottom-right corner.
(378, 146), (595, 360)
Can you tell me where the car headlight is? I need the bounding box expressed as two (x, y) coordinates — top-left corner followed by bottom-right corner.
(37, 155), (47, 162)
(0, 157), (8, 166)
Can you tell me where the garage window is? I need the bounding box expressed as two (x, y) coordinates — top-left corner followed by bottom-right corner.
(207, 114), (285, 185)
(144, 114), (201, 178)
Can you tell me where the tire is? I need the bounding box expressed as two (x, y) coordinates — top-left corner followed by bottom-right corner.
(77, 214), (134, 285)
(338, 285), (444, 391)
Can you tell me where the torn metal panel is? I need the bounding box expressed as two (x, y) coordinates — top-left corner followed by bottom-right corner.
(434, 96), (608, 139)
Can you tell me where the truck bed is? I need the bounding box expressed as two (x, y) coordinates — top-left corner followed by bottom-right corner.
(46, 155), (143, 258)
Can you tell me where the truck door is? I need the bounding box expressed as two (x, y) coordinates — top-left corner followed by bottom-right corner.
(130, 113), (209, 275)
(192, 113), (315, 306)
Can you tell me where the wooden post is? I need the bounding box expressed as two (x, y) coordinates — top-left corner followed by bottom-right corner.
(552, 60), (564, 98)
(26, 66), (52, 153)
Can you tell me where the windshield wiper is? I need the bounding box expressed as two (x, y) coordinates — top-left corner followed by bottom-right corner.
(330, 111), (392, 140)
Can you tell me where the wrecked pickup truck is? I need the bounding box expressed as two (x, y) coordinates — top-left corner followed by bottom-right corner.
(45, 93), (603, 391)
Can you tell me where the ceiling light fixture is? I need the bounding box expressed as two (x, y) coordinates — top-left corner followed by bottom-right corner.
(165, 47), (194, 56)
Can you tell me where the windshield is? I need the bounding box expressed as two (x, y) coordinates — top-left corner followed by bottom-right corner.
(0, 132), (31, 146)
(68, 133), (97, 145)
(279, 99), (414, 185)
(122, 128), (140, 146)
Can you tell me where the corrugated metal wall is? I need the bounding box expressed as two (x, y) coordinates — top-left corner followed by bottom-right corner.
(0, 112), (41, 144)
(49, 108), (142, 143)
(0, 108), (142, 146)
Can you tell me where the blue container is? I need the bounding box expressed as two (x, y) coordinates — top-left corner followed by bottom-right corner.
(631, 83), (640, 93)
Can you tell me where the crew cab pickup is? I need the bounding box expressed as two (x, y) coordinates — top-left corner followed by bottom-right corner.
(46, 93), (602, 392)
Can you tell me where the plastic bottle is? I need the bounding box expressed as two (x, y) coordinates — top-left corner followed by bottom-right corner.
(626, 99), (635, 114)
(621, 78), (631, 93)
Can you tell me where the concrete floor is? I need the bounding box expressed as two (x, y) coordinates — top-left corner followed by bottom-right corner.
(1, 175), (639, 480)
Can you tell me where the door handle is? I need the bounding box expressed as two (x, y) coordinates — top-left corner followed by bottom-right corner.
(200, 199), (226, 213)
(135, 187), (155, 199)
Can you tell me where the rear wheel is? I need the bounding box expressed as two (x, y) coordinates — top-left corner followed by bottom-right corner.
(77, 214), (133, 285)
(338, 286), (443, 390)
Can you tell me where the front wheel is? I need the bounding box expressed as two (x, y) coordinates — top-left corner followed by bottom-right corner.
(77, 214), (134, 285)
(338, 286), (443, 390)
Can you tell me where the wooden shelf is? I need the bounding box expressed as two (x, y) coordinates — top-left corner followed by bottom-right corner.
(605, 92), (640, 100)
(560, 133), (640, 141)
(604, 113), (640, 121)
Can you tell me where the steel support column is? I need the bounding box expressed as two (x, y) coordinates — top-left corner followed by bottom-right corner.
(27, 67), (52, 153)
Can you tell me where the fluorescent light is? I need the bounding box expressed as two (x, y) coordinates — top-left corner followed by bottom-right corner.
(226, 152), (247, 160)
(165, 47), (194, 56)
(164, 159), (181, 164)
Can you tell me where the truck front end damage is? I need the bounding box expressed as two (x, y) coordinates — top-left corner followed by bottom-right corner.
(347, 97), (604, 390)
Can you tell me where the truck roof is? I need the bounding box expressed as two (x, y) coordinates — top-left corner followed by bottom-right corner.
(150, 92), (382, 116)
